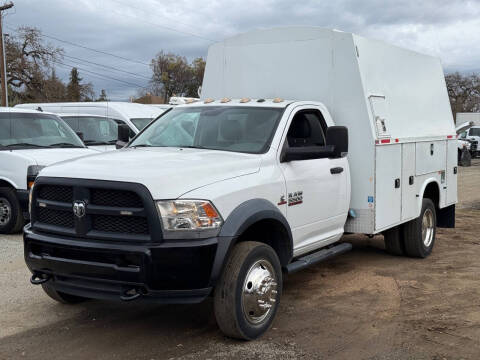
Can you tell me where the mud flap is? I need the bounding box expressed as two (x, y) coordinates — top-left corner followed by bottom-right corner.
(437, 204), (455, 228)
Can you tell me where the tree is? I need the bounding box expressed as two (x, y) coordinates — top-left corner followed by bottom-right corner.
(66, 67), (94, 102)
(43, 69), (66, 102)
(150, 51), (205, 102)
(5, 27), (63, 102)
(445, 72), (480, 122)
(97, 89), (108, 101)
(186, 57), (205, 97)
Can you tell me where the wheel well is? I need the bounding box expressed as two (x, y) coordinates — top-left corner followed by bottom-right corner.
(423, 182), (440, 209)
(0, 179), (14, 189)
(236, 219), (292, 267)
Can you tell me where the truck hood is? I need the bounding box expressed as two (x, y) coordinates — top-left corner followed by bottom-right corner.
(40, 147), (262, 199)
(12, 148), (98, 166)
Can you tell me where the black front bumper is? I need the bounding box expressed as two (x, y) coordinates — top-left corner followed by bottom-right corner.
(24, 225), (233, 304)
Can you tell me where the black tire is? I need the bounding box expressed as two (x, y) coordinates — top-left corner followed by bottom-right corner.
(0, 187), (24, 234)
(41, 284), (87, 304)
(384, 226), (405, 256)
(403, 198), (436, 258)
(214, 241), (282, 340)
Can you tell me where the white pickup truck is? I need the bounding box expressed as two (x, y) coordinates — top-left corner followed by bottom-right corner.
(24, 28), (457, 340)
(0, 108), (97, 233)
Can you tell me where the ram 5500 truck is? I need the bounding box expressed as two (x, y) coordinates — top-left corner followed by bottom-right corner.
(24, 28), (457, 340)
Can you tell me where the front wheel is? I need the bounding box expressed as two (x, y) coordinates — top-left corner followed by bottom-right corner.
(0, 187), (24, 234)
(214, 241), (282, 340)
(403, 198), (436, 258)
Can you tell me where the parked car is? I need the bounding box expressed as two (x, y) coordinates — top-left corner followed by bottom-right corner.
(15, 102), (164, 136)
(0, 107), (97, 234)
(24, 27), (457, 340)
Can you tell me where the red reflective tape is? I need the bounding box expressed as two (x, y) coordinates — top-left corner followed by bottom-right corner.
(380, 139), (391, 144)
(395, 138), (399, 143)
(447, 135), (453, 139)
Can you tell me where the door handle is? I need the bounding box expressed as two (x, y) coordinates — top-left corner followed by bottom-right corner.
(330, 167), (344, 174)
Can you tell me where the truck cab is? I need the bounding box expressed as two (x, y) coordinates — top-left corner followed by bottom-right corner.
(0, 108), (98, 233)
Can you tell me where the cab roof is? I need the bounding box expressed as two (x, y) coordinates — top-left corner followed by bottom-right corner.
(176, 98), (293, 109)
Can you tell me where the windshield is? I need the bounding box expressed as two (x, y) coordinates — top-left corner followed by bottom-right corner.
(62, 116), (118, 145)
(469, 127), (480, 137)
(130, 117), (154, 131)
(130, 106), (283, 154)
(0, 112), (84, 149)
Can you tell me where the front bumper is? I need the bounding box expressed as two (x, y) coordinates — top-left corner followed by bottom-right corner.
(24, 225), (233, 304)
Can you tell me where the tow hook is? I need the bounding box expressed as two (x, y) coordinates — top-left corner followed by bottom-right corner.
(30, 273), (51, 285)
(120, 288), (142, 301)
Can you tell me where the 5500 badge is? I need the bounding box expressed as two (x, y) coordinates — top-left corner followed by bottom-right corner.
(278, 191), (303, 206)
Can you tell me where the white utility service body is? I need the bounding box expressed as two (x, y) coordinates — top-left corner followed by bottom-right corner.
(15, 102), (165, 135)
(202, 27), (458, 234)
(24, 27), (456, 340)
(0, 108), (97, 233)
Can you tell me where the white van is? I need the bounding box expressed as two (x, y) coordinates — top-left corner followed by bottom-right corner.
(15, 102), (164, 136)
(57, 114), (121, 152)
(0, 108), (97, 233)
(24, 28), (457, 340)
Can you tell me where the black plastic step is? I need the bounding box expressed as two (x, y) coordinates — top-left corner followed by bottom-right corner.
(285, 242), (352, 274)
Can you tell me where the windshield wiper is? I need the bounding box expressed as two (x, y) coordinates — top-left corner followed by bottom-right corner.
(84, 140), (115, 145)
(49, 143), (83, 148)
(5, 143), (49, 148)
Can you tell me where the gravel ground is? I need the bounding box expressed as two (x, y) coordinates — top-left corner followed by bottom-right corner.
(0, 160), (479, 359)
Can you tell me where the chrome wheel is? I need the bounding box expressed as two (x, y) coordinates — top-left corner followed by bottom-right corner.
(241, 259), (278, 325)
(422, 208), (434, 247)
(0, 197), (11, 226)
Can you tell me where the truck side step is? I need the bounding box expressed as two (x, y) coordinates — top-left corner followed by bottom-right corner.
(285, 242), (352, 274)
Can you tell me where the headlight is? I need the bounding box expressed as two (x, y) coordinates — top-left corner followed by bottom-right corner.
(27, 165), (45, 189)
(156, 200), (223, 239)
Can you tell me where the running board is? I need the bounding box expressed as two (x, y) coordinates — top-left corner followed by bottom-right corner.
(285, 243), (352, 274)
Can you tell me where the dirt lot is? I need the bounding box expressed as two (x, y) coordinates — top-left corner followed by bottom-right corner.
(1, 160), (479, 360)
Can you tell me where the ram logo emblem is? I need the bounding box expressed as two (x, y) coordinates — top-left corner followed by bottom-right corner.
(73, 201), (86, 218)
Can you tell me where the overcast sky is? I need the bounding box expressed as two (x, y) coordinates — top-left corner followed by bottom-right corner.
(6, 0), (480, 100)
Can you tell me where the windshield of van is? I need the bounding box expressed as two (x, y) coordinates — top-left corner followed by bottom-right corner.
(0, 112), (84, 149)
(62, 116), (118, 145)
(130, 118), (154, 131)
(130, 106), (283, 154)
(469, 127), (480, 137)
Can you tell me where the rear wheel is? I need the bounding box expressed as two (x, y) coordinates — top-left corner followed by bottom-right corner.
(0, 187), (24, 234)
(41, 284), (87, 304)
(214, 241), (282, 340)
(403, 198), (436, 258)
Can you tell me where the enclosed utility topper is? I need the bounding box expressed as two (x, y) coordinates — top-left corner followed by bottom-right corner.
(202, 27), (457, 233)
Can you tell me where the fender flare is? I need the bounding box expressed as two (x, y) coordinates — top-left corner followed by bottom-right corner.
(417, 178), (441, 216)
(209, 199), (293, 286)
(0, 177), (18, 189)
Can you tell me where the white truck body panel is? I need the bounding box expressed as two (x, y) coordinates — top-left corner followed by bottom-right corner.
(15, 102), (163, 134)
(202, 27), (456, 234)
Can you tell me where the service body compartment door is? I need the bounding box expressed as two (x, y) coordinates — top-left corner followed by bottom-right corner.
(446, 140), (458, 205)
(401, 143), (417, 221)
(375, 144), (402, 231)
(415, 141), (447, 175)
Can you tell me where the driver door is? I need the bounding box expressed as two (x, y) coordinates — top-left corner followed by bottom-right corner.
(278, 107), (348, 256)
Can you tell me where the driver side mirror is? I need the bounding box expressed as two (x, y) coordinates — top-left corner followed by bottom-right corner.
(116, 124), (130, 149)
(326, 126), (348, 158)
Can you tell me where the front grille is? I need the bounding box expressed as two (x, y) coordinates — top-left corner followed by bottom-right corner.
(37, 208), (74, 228)
(33, 182), (153, 241)
(91, 189), (143, 208)
(92, 215), (148, 234)
(38, 185), (73, 203)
